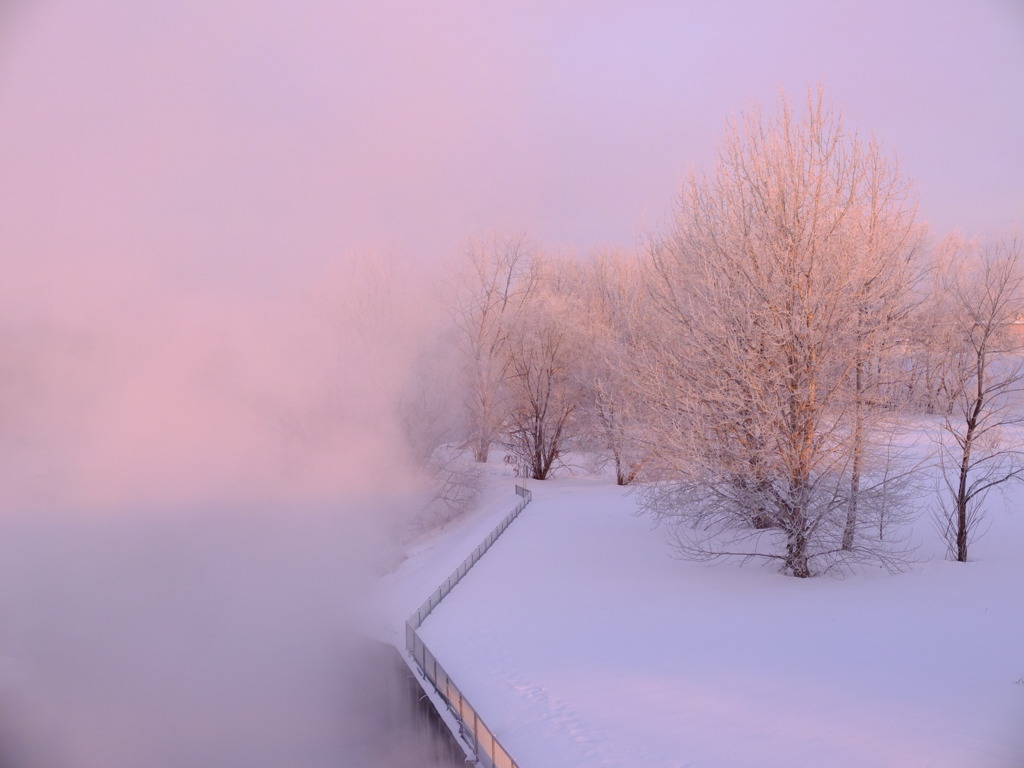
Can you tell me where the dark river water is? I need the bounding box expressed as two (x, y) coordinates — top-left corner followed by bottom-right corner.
(0, 507), (464, 768)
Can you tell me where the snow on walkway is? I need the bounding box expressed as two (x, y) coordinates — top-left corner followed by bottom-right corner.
(415, 476), (1024, 768)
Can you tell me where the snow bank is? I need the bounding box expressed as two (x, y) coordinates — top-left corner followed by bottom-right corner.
(385, 468), (1024, 768)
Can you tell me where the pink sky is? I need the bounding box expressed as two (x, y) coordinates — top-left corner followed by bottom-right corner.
(3, 1), (1021, 277)
(1, 0), (1022, 508)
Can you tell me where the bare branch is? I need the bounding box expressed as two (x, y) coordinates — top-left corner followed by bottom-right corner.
(636, 88), (924, 577)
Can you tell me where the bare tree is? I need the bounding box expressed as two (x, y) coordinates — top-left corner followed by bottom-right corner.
(408, 445), (485, 535)
(839, 151), (927, 549)
(393, 328), (488, 533)
(933, 236), (1024, 562)
(638, 89), (921, 577)
(503, 258), (587, 480)
(899, 282), (966, 414)
(572, 250), (648, 485)
(448, 232), (538, 463)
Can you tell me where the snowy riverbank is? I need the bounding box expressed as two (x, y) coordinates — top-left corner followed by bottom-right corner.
(376, 461), (1024, 767)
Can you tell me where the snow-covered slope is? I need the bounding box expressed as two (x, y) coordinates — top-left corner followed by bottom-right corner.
(378, 465), (1024, 768)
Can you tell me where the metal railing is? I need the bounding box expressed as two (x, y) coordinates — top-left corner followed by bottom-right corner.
(405, 484), (532, 768)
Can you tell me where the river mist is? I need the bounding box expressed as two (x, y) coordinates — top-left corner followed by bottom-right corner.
(0, 504), (399, 767)
(1, 4), (466, 763)
(0, 253), (455, 765)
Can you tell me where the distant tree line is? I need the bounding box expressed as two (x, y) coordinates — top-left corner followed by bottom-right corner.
(404, 89), (1024, 576)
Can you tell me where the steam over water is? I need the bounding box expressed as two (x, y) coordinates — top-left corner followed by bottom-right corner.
(0, 505), (462, 767)
(0, 202), (452, 764)
(0, 192), (456, 762)
(0, 242), (454, 762)
(0, 111), (454, 760)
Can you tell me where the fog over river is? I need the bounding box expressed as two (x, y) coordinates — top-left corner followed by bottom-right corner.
(0, 203), (457, 765)
(0, 504), (463, 768)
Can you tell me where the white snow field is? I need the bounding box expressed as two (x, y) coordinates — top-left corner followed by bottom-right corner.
(376, 462), (1024, 768)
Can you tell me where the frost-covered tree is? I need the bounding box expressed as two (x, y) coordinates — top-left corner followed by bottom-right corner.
(838, 150), (927, 549)
(448, 232), (538, 463)
(572, 250), (648, 485)
(503, 258), (587, 480)
(396, 328), (487, 532)
(933, 236), (1024, 562)
(639, 89), (921, 577)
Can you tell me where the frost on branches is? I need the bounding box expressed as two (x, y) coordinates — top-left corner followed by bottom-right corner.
(932, 236), (1024, 562)
(637, 89), (925, 577)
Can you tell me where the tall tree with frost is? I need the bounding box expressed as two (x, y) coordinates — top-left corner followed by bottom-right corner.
(840, 151), (926, 550)
(573, 250), (648, 485)
(503, 258), (586, 480)
(934, 236), (1024, 562)
(639, 89), (921, 577)
(449, 233), (538, 463)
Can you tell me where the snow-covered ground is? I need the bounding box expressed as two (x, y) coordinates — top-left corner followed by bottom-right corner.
(374, 460), (1024, 768)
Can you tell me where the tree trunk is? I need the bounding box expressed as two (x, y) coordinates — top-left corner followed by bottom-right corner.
(952, 352), (984, 562)
(843, 358), (864, 550)
(955, 432), (973, 563)
(473, 436), (490, 463)
(785, 529), (811, 578)
(614, 451), (625, 486)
